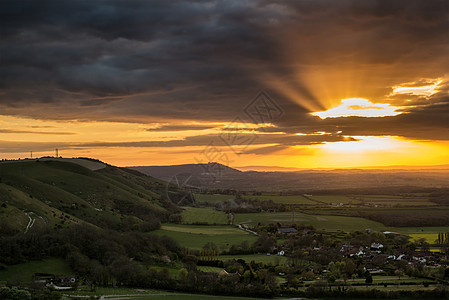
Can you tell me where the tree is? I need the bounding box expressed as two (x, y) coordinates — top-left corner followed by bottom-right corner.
(0, 287), (31, 300)
(178, 268), (188, 282)
(395, 269), (404, 281)
(365, 272), (373, 285)
(344, 259), (356, 280)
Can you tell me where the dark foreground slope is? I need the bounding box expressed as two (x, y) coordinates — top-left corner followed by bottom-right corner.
(0, 159), (182, 235)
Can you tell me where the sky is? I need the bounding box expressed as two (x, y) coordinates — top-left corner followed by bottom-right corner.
(1, 0), (448, 168)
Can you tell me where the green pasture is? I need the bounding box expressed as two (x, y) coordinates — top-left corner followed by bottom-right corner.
(408, 233), (439, 244)
(65, 287), (260, 299)
(393, 226), (449, 235)
(181, 207), (449, 237)
(181, 207), (387, 232)
(0, 258), (73, 283)
(83, 293), (261, 300)
(152, 224), (257, 250)
(355, 194), (435, 207)
(308, 195), (358, 204)
(242, 195), (317, 205)
(197, 266), (223, 273)
(234, 211), (387, 232)
(193, 192), (438, 207)
(194, 194), (235, 204)
(219, 254), (288, 265)
(181, 207), (228, 224)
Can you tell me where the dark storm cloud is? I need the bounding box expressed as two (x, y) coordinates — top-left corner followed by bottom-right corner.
(77, 132), (353, 148)
(268, 100), (449, 142)
(0, 131), (353, 155)
(328, 102), (449, 140)
(0, 0), (448, 142)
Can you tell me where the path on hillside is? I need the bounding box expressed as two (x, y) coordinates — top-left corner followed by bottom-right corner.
(24, 212), (36, 233)
(237, 224), (258, 236)
(24, 211), (47, 233)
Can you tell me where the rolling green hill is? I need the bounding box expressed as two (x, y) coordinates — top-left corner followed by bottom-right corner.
(0, 159), (183, 235)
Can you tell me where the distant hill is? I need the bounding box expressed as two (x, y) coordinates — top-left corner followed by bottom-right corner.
(236, 164), (449, 172)
(235, 165), (306, 172)
(129, 163), (449, 192)
(0, 158), (184, 236)
(130, 162), (241, 181)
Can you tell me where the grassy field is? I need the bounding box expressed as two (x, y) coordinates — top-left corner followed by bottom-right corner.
(180, 207), (388, 232)
(124, 294), (261, 300)
(194, 192), (437, 207)
(308, 195), (358, 204)
(409, 233), (439, 244)
(0, 160), (174, 233)
(180, 207), (449, 238)
(64, 289), (261, 300)
(197, 266), (223, 273)
(194, 194), (235, 204)
(355, 194), (435, 207)
(0, 258), (73, 283)
(394, 226), (449, 235)
(235, 211), (387, 232)
(181, 207), (228, 224)
(348, 275), (433, 284)
(152, 224), (257, 250)
(219, 254), (288, 265)
(242, 195), (317, 205)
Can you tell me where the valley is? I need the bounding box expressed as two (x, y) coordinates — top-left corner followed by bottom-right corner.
(1, 159), (448, 299)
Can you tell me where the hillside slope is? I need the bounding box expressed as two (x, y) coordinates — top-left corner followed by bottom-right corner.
(130, 162), (241, 181)
(0, 159), (182, 235)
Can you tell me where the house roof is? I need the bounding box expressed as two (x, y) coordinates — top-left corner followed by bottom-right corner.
(278, 227), (298, 233)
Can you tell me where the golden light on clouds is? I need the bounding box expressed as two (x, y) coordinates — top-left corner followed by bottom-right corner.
(311, 98), (403, 119)
(391, 79), (442, 97)
(1, 113), (448, 168)
(314, 136), (449, 168)
(320, 136), (405, 153)
(280, 137), (449, 169)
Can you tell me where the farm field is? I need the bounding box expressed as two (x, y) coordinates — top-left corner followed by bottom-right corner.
(409, 233), (439, 244)
(196, 266), (223, 273)
(348, 275), (433, 284)
(181, 207), (228, 224)
(179, 207), (449, 245)
(193, 192), (437, 208)
(355, 194), (435, 207)
(308, 195), (357, 204)
(134, 295), (260, 300)
(194, 193), (235, 204)
(64, 288), (261, 299)
(346, 285), (439, 292)
(234, 211), (388, 232)
(180, 206), (389, 232)
(389, 226), (449, 237)
(152, 224), (257, 250)
(0, 258), (73, 283)
(242, 195), (317, 205)
(219, 254), (288, 265)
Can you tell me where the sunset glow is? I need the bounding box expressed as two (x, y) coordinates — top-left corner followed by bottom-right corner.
(0, 1), (448, 169)
(311, 98), (403, 119)
(391, 79), (443, 97)
(2, 2), (449, 297)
